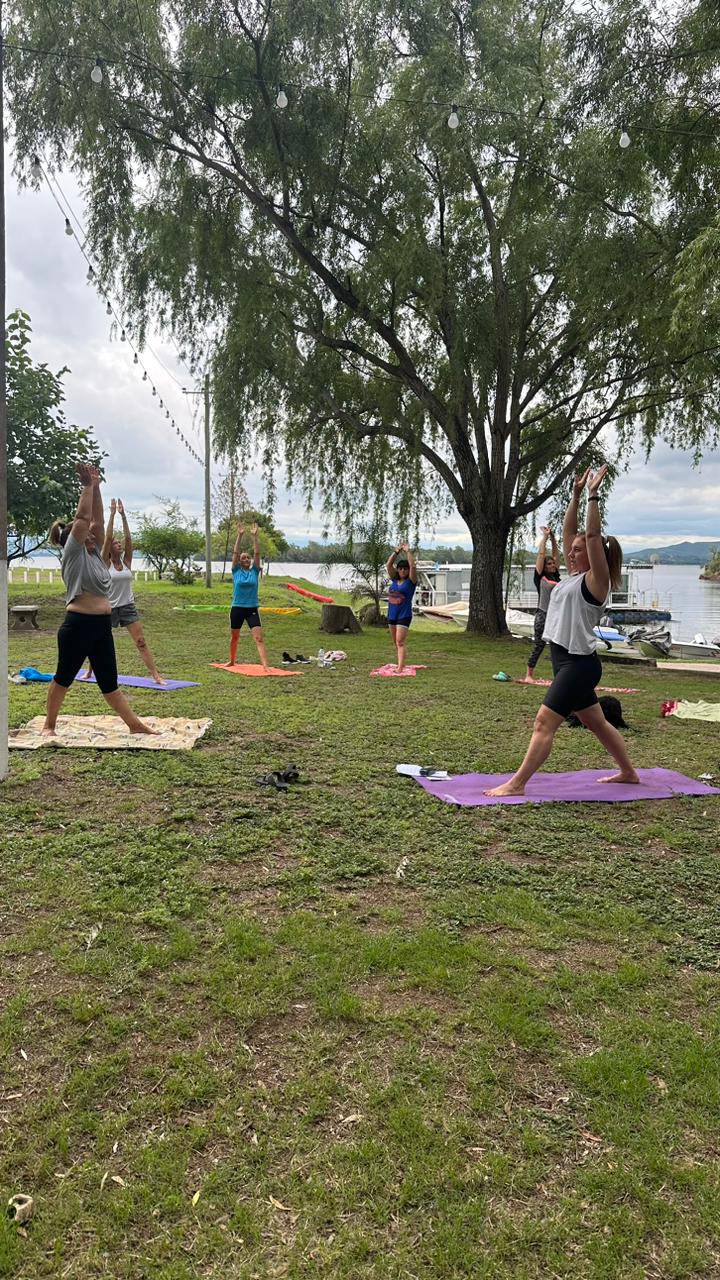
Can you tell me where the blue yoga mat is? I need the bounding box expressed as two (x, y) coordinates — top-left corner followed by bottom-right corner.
(77, 674), (199, 690)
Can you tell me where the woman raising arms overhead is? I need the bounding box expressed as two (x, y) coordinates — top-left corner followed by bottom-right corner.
(80, 497), (165, 685)
(43, 465), (155, 736)
(487, 465), (638, 796)
(225, 521), (270, 670)
(386, 542), (418, 674)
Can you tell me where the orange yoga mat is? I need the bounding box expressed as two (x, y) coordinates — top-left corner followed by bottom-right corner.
(210, 662), (303, 677)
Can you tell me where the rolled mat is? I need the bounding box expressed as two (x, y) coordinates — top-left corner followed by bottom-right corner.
(412, 767), (720, 807)
(510, 677), (640, 694)
(210, 663), (303, 677)
(77, 674), (198, 690)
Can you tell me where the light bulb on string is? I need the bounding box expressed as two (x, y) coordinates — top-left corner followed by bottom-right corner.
(447, 105), (459, 130)
(165, 409), (170, 418)
(120, 329), (126, 342)
(64, 217), (73, 237)
(142, 371), (148, 381)
(105, 301), (112, 315)
(91, 59), (103, 84)
(159, 398), (163, 408)
(276, 86), (288, 109)
(152, 386), (156, 396)
(133, 352), (139, 364)
(619, 128), (631, 149)
(86, 265), (95, 283)
(31, 154), (42, 179)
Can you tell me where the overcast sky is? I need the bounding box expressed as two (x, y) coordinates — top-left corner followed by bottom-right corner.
(8, 165), (719, 552)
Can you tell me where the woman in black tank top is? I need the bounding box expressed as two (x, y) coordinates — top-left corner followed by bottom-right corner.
(487, 466), (638, 796)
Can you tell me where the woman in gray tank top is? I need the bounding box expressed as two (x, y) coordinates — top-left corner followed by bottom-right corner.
(79, 498), (166, 685)
(487, 465), (638, 796)
(42, 464), (156, 736)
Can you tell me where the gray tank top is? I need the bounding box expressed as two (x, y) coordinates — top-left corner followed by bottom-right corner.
(109, 563), (134, 608)
(61, 532), (112, 605)
(542, 573), (608, 655)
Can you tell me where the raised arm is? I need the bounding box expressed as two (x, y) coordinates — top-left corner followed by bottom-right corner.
(386, 546), (400, 581)
(118, 499), (133, 568)
(231, 521), (245, 570)
(101, 499), (117, 564)
(563, 470), (589, 568)
(251, 522), (261, 570)
(402, 542), (418, 585)
(584, 465), (611, 602)
(70, 463), (99, 544)
(549, 529), (559, 567)
(535, 527), (550, 576)
(89, 469), (105, 546)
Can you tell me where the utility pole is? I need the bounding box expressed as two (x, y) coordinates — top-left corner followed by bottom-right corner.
(0, 8), (9, 782)
(183, 373), (212, 588)
(203, 373), (212, 588)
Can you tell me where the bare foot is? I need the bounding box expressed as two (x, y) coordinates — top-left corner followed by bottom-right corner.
(597, 771), (640, 784)
(130, 722), (161, 735)
(485, 780), (525, 796)
(152, 675), (168, 686)
(77, 671), (93, 681)
(41, 724), (57, 737)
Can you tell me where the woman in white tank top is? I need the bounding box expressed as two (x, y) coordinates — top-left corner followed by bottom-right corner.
(80, 498), (166, 685)
(487, 466), (639, 796)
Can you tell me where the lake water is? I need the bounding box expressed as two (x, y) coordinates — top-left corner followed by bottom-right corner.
(11, 557), (720, 643)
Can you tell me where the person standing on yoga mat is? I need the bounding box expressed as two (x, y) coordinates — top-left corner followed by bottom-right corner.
(79, 498), (166, 686)
(43, 465), (156, 736)
(487, 465), (638, 796)
(524, 527), (561, 681)
(386, 542), (418, 674)
(225, 521), (270, 670)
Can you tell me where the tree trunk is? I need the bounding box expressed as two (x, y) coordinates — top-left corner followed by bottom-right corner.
(466, 522), (510, 635)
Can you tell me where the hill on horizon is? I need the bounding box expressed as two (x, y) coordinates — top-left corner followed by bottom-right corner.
(626, 540), (720, 565)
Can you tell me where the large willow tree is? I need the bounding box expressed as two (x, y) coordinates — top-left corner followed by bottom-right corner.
(7, 0), (720, 632)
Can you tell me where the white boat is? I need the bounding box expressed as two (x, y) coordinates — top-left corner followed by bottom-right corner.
(631, 626), (720, 661)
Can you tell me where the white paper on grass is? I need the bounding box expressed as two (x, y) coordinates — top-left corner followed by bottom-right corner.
(396, 764), (450, 779)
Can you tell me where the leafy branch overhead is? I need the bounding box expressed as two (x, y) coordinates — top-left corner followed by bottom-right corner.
(7, 0), (720, 630)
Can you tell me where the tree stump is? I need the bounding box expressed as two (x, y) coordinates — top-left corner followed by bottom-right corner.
(320, 604), (362, 634)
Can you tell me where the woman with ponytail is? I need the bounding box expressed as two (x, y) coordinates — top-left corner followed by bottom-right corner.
(43, 464), (155, 736)
(487, 465), (638, 796)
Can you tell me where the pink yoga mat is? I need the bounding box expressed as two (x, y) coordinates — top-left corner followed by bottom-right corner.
(414, 768), (720, 807)
(371, 664), (427, 677)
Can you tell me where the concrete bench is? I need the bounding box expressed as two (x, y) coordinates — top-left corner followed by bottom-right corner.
(10, 605), (40, 631)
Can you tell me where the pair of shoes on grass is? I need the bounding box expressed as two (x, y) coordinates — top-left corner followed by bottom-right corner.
(282, 651), (310, 665)
(256, 764), (301, 793)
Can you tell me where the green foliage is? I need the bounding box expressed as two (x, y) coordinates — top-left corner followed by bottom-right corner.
(321, 515), (393, 613)
(6, 310), (103, 560)
(703, 550), (720, 576)
(7, 2), (720, 630)
(135, 499), (204, 582)
(211, 514), (281, 565)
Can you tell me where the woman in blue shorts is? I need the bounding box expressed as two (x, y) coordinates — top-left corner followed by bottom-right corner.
(224, 521), (270, 670)
(385, 541), (417, 673)
(487, 465), (638, 796)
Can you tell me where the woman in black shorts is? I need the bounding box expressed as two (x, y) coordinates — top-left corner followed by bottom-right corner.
(224, 521), (270, 670)
(42, 464), (155, 736)
(487, 465), (638, 796)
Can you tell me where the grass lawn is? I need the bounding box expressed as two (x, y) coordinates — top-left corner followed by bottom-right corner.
(2, 576), (720, 1279)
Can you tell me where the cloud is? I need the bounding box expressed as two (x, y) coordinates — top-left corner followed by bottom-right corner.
(8, 169), (720, 549)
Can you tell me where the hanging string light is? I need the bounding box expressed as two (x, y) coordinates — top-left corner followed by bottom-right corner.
(276, 85), (288, 109)
(133, 352), (138, 363)
(619, 128), (631, 148)
(30, 154), (42, 179)
(90, 58), (103, 84)
(86, 265), (95, 282)
(64, 217), (73, 236)
(120, 328), (127, 341)
(447, 104), (460, 130)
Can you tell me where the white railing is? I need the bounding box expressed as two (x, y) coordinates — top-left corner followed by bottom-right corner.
(8, 567), (159, 585)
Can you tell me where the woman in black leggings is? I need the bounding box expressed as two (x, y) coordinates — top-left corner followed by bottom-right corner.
(487, 465), (638, 796)
(43, 464), (155, 736)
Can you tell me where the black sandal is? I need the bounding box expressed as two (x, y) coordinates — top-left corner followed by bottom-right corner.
(256, 772), (290, 792)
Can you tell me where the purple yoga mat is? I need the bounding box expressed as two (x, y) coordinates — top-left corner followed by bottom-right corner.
(77, 674), (198, 691)
(415, 768), (720, 807)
